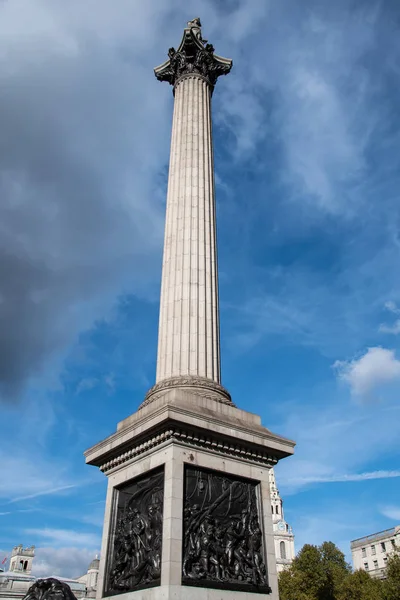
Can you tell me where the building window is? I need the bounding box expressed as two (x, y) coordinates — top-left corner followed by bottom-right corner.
(373, 560), (378, 569)
(276, 505), (279, 514)
(271, 506), (273, 514)
(381, 542), (386, 552)
(391, 539), (396, 547)
(364, 562), (369, 570)
(362, 547), (366, 557)
(280, 541), (287, 560)
(383, 557), (388, 565)
(371, 545), (376, 555)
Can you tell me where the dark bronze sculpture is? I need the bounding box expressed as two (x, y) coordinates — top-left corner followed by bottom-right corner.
(157, 42), (230, 88)
(105, 468), (164, 595)
(182, 466), (271, 594)
(23, 579), (77, 600)
(155, 18), (231, 91)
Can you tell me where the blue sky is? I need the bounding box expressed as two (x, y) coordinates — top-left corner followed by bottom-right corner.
(1, 0), (400, 578)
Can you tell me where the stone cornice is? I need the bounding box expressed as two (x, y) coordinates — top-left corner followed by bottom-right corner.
(139, 375), (234, 410)
(85, 393), (295, 468)
(98, 422), (279, 474)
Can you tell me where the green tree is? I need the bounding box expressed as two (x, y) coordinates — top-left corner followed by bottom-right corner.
(279, 567), (314, 600)
(382, 551), (400, 600)
(279, 544), (323, 600)
(278, 541), (351, 600)
(338, 569), (383, 600)
(320, 541), (352, 600)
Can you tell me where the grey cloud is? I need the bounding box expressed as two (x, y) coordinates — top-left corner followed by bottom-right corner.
(0, 0), (249, 403)
(0, 0), (181, 401)
(2, 0), (390, 403)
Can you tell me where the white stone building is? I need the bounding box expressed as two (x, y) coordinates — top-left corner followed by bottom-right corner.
(8, 546), (35, 576)
(0, 546), (99, 600)
(75, 558), (99, 599)
(351, 525), (400, 579)
(0, 546), (36, 600)
(269, 469), (295, 572)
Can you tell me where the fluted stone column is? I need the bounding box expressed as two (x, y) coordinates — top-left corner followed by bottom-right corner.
(157, 75), (220, 382)
(141, 18), (233, 408)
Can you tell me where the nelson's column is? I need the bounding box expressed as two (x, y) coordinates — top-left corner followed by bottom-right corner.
(85, 18), (295, 600)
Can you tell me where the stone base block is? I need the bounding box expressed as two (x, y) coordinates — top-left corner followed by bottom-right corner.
(104, 585), (276, 599)
(85, 391), (295, 600)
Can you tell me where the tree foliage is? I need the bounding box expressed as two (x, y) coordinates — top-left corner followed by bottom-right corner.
(277, 541), (400, 600)
(337, 569), (383, 600)
(382, 551), (400, 600)
(278, 542), (351, 600)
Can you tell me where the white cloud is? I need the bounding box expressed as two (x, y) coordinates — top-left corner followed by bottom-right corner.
(291, 502), (381, 564)
(334, 347), (400, 398)
(0, 446), (100, 505)
(284, 470), (400, 486)
(0, 454), (75, 503)
(216, 1), (379, 214)
(76, 378), (99, 395)
(104, 373), (116, 393)
(25, 528), (100, 548)
(379, 320), (400, 335)
(75, 373), (115, 395)
(384, 301), (400, 314)
(32, 547), (99, 579)
(272, 397), (400, 496)
(380, 506), (400, 521)
(379, 302), (400, 334)
(279, 64), (366, 213)
(9, 485), (77, 504)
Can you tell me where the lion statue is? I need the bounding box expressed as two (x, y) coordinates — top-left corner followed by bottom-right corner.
(23, 578), (78, 600)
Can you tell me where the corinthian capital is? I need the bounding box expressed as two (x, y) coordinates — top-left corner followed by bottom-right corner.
(154, 18), (232, 90)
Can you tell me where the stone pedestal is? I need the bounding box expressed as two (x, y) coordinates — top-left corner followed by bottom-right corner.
(85, 391), (295, 600)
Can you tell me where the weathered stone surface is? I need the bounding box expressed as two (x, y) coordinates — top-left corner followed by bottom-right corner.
(85, 389), (295, 474)
(152, 18), (231, 392)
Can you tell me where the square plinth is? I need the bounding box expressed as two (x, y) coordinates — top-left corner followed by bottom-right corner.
(85, 389), (295, 600)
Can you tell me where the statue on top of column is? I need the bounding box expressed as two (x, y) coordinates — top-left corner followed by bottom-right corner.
(187, 17), (207, 44)
(154, 17), (232, 90)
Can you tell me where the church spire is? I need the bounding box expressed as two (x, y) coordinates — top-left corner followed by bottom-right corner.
(269, 468), (296, 572)
(269, 467), (284, 520)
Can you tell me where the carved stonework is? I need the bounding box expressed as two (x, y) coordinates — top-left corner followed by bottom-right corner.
(105, 468), (164, 596)
(154, 18), (232, 90)
(23, 579), (77, 600)
(182, 466), (271, 594)
(99, 425), (278, 474)
(139, 375), (234, 410)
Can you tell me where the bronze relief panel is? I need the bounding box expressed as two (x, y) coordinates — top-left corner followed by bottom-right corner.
(104, 467), (164, 596)
(182, 465), (271, 594)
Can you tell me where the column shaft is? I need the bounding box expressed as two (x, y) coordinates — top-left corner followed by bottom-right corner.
(156, 75), (221, 384)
